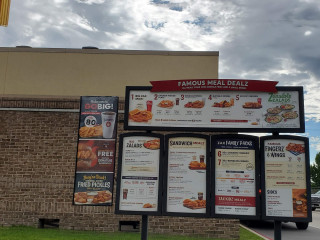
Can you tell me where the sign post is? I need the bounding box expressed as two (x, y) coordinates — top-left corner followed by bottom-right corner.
(274, 221), (282, 240)
(141, 215), (148, 240)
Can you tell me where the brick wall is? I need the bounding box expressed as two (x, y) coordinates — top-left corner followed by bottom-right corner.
(0, 96), (239, 239)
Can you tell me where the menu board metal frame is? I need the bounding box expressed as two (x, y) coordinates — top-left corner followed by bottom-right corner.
(115, 132), (164, 216)
(163, 133), (210, 218)
(260, 135), (312, 223)
(124, 86), (305, 133)
(73, 96), (119, 206)
(211, 134), (260, 220)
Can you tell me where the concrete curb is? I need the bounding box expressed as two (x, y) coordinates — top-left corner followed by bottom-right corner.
(240, 224), (272, 240)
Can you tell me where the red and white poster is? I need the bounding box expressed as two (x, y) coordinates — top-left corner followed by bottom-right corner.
(264, 138), (307, 218)
(126, 87), (302, 131)
(118, 135), (161, 212)
(166, 136), (207, 214)
(213, 137), (257, 216)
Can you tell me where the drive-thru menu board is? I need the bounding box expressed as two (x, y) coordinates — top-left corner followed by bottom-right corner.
(261, 136), (311, 222)
(73, 96), (118, 206)
(164, 134), (210, 217)
(212, 135), (259, 219)
(115, 133), (163, 215)
(124, 86), (304, 132)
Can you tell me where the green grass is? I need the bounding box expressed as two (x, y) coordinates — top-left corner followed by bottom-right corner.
(0, 226), (263, 240)
(239, 227), (263, 240)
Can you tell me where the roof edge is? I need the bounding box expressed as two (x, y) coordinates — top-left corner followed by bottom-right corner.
(0, 47), (219, 56)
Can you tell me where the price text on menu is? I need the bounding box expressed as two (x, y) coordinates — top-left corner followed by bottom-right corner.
(118, 135), (161, 212)
(213, 136), (257, 217)
(264, 139), (307, 218)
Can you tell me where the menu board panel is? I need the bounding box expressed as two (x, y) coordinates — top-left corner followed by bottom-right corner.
(164, 134), (209, 217)
(261, 136), (311, 222)
(115, 133), (163, 215)
(73, 96), (118, 206)
(212, 135), (259, 219)
(124, 86), (304, 132)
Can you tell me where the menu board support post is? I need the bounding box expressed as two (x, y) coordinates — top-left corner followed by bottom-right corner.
(141, 215), (148, 240)
(274, 221), (282, 240)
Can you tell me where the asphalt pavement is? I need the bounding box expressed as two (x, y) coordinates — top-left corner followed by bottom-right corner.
(241, 209), (320, 240)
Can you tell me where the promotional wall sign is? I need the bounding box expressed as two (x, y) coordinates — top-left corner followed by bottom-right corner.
(115, 133), (163, 215)
(211, 135), (260, 219)
(124, 86), (304, 133)
(163, 134), (210, 217)
(261, 136), (311, 222)
(73, 96), (118, 206)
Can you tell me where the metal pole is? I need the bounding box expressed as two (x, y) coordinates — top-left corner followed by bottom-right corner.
(274, 220), (282, 240)
(141, 215), (148, 240)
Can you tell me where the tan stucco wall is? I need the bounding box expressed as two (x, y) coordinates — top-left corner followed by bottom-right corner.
(0, 48), (218, 97)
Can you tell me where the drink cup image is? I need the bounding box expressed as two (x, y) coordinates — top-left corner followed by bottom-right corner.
(123, 189), (128, 200)
(200, 155), (205, 163)
(257, 98), (262, 104)
(101, 112), (117, 138)
(146, 101), (153, 112)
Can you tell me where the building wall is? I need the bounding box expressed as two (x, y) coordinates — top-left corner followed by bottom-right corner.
(0, 48), (240, 239)
(0, 48), (219, 97)
(0, 96), (239, 239)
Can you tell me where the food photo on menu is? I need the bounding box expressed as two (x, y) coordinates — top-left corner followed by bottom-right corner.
(143, 138), (160, 150)
(74, 172), (113, 205)
(292, 189), (308, 217)
(74, 190), (112, 205)
(184, 100), (205, 108)
(183, 192), (206, 210)
(242, 100), (262, 109)
(157, 99), (174, 108)
(76, 140), (115, 172)
(188, 155), (206, 170)
(129, 108), (153, 122)
(212, 98), (234, 108)
(79, 124), (103, 138)
(264, 104), (298, 125)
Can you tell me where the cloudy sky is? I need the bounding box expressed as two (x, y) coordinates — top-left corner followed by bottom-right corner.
(1, 0), (320, 162)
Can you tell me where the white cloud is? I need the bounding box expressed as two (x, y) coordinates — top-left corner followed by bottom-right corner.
(304, 30), (312, 36)
(310, 137), (320, 151)
(76, 0), (106, 4)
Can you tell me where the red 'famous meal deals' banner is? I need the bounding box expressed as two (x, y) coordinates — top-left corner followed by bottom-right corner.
(150, 79), (278, 93)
